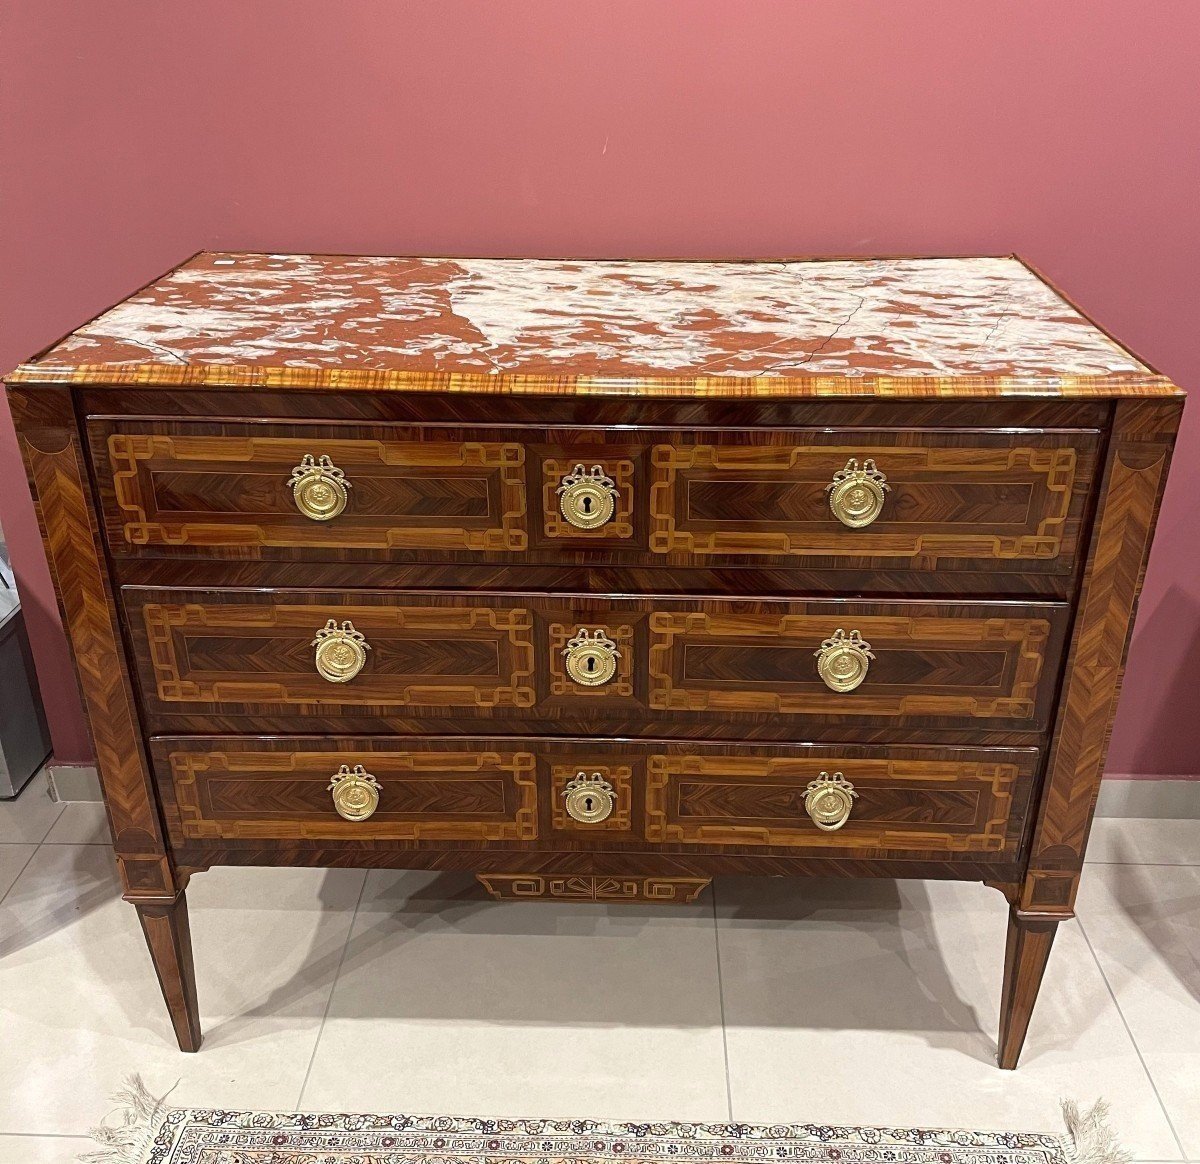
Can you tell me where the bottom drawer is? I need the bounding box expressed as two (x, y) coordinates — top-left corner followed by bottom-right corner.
(153, 737), (1039, 861)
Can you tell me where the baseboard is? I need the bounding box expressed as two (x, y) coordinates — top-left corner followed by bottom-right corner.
(47, 763), (102, 802)
(1096, 776), (1200, 819)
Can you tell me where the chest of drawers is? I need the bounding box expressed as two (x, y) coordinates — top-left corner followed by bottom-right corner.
(6, 253), (1182, 1068)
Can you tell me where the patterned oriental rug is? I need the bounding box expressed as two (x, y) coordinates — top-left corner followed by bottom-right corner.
(81, 1078), (1129, 1164)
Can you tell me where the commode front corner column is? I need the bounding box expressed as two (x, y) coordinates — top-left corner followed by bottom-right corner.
(7, 384), (202, 1052)
(1002, 397), (1181, 1068)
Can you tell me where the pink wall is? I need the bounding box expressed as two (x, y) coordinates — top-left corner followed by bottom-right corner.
(2, 1), (1197, 774)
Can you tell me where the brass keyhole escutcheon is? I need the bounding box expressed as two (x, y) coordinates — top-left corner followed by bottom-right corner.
(563, 771), (616, 824)
(557, 464), (619, 531)
(563, 628), (620, 687)
(312, 619), (370, 683)
(289, 454), (351, 521)
(328, 763), (382, 821)
(827, 458), (889, 528)
(804, 771), (857, 831)
(815, 628), (874, 693)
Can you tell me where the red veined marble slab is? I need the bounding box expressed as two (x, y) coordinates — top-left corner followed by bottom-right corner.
(8, 253), (1176, 397)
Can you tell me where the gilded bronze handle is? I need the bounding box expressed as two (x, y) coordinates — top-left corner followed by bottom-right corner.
(815, 628), (874, 693)
(557, 464), (619, 530)
(804, 771), (857, 831)
(563, 771), (616, 823)
(328, 763), (381, 821)
(562, 627), (620, 687)
(827, 458), (889, 528)
(289, 454), (351, 521)
(312, 619), (370, 683)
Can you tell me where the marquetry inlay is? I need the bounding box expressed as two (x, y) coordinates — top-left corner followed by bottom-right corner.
(168, 747), (538, 842)
(103, 429), (528, 552)
(476, 873), (711, 904)
(139, 599), (538, 710)
(645, 752), (1029, 855)
(648, 440), (1090, 566)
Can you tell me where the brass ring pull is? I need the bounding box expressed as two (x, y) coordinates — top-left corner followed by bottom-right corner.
(563, 627), (620, 687)
(827, 458), (889, 528)
(312, 619), (370, 683)
(557, 464), (619, 530)
(328, 763), (381, 821)
(804, 771), (857, 831)
(563, 771), (616, 823)
(289, 454), (351, 521)
(815, 628), (874, 693)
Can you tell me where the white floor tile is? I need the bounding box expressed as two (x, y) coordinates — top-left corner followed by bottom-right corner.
(0, 1133), (95, 1162)
(1137, 1055), (1200, 1160)
(715, 877), (1181, 1160)
(0, 844), (36, 900)
(1076, 863), (1200, 1155)
(1086, 819), (1200, 866)
(0, 770), (63, 844)
(4, 835), (1197, 1153)
(0, 845), (365, 1136)
(301, 870), (730, 1121)
(42, 801), (110, 845)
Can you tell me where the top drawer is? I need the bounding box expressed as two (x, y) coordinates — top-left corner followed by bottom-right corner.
(88, 418), (1100, 577)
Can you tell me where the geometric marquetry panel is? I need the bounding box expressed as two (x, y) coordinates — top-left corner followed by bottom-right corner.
(130, 592), (537, 714)
(645, 746), (1039, 858)
(94, 422), (527, 555)
(648, 431), (1099, 572)
(162, 744), (538, 843)
(647, 601), (1068, 730)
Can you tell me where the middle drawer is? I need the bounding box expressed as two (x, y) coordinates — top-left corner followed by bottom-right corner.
(124, 588), (1069, 734)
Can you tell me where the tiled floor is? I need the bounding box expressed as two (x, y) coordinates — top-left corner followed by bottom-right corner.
(1, 772), (1197, 1164)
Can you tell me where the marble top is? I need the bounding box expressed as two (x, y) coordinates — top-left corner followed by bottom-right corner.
(10, 253), (1171, 396)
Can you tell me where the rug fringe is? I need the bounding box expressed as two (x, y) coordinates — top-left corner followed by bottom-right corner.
(75, 1079), (1129, 1164)
(79, 1075), (176, 1164)
(1061, 1099), (1132, 1164)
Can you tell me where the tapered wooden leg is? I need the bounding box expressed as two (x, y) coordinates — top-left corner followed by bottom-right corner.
(135, 893), (202, 1052)
(998, 905), (1059, 1069)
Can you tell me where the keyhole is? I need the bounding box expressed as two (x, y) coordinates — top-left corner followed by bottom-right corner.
(586, 656), (596, 673)
(583, 795), (594, 812)
(582, 496), (593, 514)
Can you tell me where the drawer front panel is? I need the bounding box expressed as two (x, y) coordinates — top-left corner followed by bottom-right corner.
(92, 419), (1098, 578)
(646, 605), (1065, 729)
(126, 589), (1067, 733)
(648, 430), (1099, 573)
(159, 741), (538, 842)
(130, 592), (538, 713)
(645, 746), (1038, 856)
(92, 421), (528, 555)
(153, 736), (1037, 861)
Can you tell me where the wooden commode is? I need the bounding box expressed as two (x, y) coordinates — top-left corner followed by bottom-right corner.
(6, 253), (1183, 1066)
